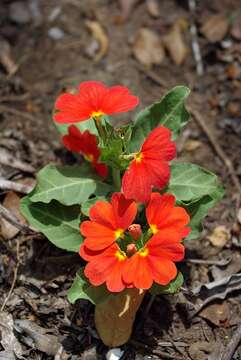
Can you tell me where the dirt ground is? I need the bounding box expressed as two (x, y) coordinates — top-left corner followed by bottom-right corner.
(0, 0), (241, 359)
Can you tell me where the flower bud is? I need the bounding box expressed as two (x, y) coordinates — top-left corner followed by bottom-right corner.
(126, 243), (137, 256)
(128, 224), (142, 241)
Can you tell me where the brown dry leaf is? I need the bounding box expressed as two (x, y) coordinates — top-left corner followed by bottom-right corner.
(163, 23), (188, 65)
(133, 28), (165, 67)
(201, 14), (229, 43)
(85, 21), (108, 62)
(95, 288), (145, 347)
(238, 208), (241, 225)
(184, 139), (202, 152)
(231, 16), (241, 40)
(0, 191), (26, 239)
(146, 0), (160, 18)
(119, 0), (140, 22)
(0, 37), (18, 75)
(199, 302), (230, 326)
(208, 225), (230, 248)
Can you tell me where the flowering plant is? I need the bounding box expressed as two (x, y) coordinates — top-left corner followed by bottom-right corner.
(21, 81), (223, 346)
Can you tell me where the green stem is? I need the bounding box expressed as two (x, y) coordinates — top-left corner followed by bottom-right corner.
(112, 168), (121, 191)
(94, 118), (107, 144)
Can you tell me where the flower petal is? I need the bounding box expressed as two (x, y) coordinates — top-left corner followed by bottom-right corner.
(146, 193), (175, 226)
(142, 126), (176, 161)
(89, 201), (116, 229)
(101, 86), (139, 115)
(54, 93), (93, 123)
(122, 161), (152, 203)
(111, 192), (137, 229)
(84, 243), (126, 292)
(123, 254), (153, 289)
(80, 221), (115, 250)
(147, 256), (177, 285)
(147, 234), (185, 261)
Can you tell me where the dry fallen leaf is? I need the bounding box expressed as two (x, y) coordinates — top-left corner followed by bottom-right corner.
(85, 21), (108, 62)
(208, 225), (230, 248)
(184, 139), (202, 152)
(237, 208), (241, 224)
(14, 320), (61, 356)
(133, 28), (165, 67)
(201, 14), (229, 43)
(0, 37), (18, 75)
(119, 0), (140, 22)
(0, 312), (23, 358)
(146, 0), (160, 18)
(163, 23), (188, 65)
(95, 288), (145, 347)
(200, 302), (230, 326)
(231, 15), (241, 40)
(0, 191), (26, 239)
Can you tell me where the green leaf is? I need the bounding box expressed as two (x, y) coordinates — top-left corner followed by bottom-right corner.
(167, 162), (224, 239)
(29, 164), (111, 206)
(81, 196), (107, 217)
(67, 269), (111, 304)
(129, 86), (190, 152)
(184, 194), (223, 240)
(167, 162), (223, 202)
(20, 196), (82, 252)
(149, 272), (184, 295)
(100, 138), (123, 168)
(55, 118), (98, 136)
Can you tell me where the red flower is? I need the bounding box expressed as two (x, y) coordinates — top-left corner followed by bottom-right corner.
(62, 125), (108, 177)
(79, 192), (190, 292)
(80, 192), (137, 251)
(80, 242), (128, 292)
(54, 81), (139, 123)
(122, 193), (190, 289)
(122, 126), (176, 203)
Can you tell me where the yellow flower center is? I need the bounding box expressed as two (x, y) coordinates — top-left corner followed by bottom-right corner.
(84, 153), (94, 162)
(115, 250), (127, 261)
(114, 228), (124, 239)
(135, 152), (143, 163)
(139, 247), (149, 257)
(91, 110), (104, 120)
(150, 224), (158, 234)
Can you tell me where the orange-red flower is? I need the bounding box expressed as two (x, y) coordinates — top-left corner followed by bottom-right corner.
(80, 242), (128, 292)
(122, 126), (176, 203)
(80, 192), (137, 251)
(122, 193), (190, 289)
(54, 81), (139, 124)
(62, 125), (108, 177)
(79, 192), (190, 292)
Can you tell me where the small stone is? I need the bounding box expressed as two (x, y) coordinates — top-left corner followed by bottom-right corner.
(9, 1), (31, 24)
(81, 347), (97, 360)
(48, 27), (65, 40)
(106, 348), (124, 360)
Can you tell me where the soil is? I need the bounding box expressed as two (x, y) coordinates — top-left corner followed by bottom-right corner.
(0, 0), (241, 359)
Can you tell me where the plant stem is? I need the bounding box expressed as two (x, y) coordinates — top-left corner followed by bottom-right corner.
(94, 118), (107, 144)
(112, 168), (121, 191)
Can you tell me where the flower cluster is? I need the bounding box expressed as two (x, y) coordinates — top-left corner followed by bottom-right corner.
(54, 80), (191, 292)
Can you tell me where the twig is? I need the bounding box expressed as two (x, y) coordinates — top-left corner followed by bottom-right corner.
(188, 0), (204, 76)
(220, 324), (241, 360)
(0, 93), (30, 103)
(0, 148), (35, 173)
(185, 257), (231, 266)
(190, 108), (241, 205)
(0, 104), (35, 122)
(0, 203), (35, 234)
(0, 178), (33, 194)
(136, 62), (168, 88)
(1, 239), (20, 311)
